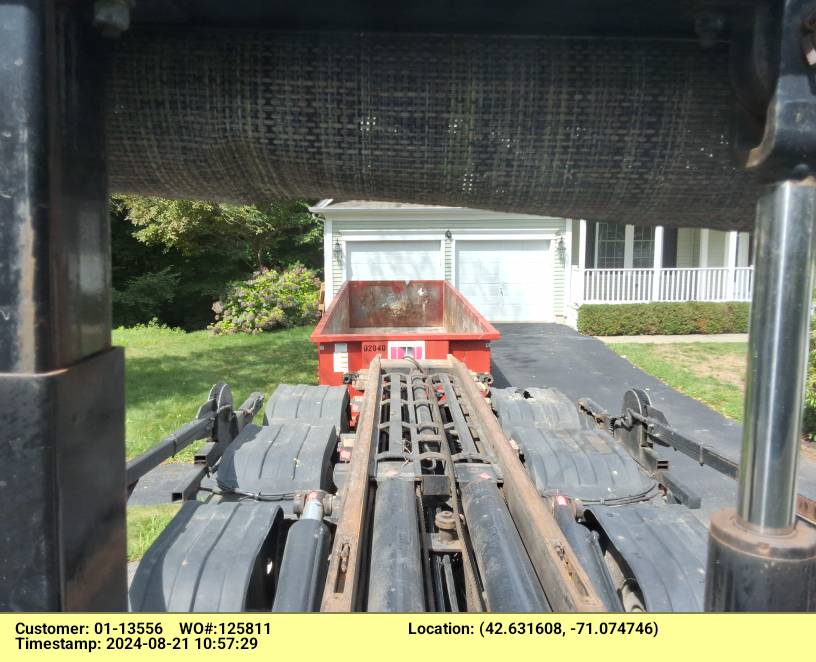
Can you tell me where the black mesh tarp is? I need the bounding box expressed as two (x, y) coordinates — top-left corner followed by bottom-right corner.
(107, 30), (762, 229)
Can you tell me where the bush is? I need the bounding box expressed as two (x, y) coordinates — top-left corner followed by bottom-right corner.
(210, 264), (321, 334)
(112, 267), (180, 328)
(111, 195), (322, 330)
(576, 302), (751, 336)
(804, 323), (816, 440)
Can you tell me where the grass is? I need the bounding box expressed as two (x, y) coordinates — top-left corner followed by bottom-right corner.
(115, 324), (318, 461)
(121, 324), (318, 561)
(127, 504), (181, 562)
(609, 342), (748, 421)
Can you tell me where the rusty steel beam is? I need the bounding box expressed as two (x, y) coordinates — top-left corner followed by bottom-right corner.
(450, 358), (605, 612)
(321, 357), (382, 611)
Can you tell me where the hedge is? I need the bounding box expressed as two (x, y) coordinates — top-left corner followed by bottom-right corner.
(576, 302), (750, 336)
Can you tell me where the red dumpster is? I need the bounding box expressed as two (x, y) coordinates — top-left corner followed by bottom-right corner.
(311, 280), (500, 388)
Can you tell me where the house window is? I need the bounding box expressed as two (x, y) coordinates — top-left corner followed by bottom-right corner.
(596, 223), (625, 268)
(632, 226), (655, 268)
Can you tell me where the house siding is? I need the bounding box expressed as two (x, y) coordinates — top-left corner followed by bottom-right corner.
(331, 247), (344, 296)
(553, 235), (566, 316)
(326, 215), (567, 318)
(676, 228), (697, 268)
(707, 230), (727, 267)
(444, 235), (453, 282)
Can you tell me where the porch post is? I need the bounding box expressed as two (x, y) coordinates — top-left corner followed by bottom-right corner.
(698, 228), (710, 300)
(623, 224), (634, 268)
(565, 220), (574, 307)
(726, 230), (738, 300)
(651, 226), (664, 300)
(577, 219), (587, 304)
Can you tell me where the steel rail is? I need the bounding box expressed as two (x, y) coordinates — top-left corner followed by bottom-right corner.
(449, 357), (605, 612)
(321, 357), (382, 611)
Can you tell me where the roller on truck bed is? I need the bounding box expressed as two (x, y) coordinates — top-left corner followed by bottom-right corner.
(125, 282), (816, 612)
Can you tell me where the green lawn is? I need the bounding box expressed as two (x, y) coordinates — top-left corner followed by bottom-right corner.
(115, 324), (318, 461)
(127, 504), (181, 561)
(121, 324), (317, 561)
(608, 342), (748, 421)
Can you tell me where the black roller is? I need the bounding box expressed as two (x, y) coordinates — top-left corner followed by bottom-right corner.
(272, 518), (331, 612)
(130, 501), (283, 612)
(461, 480), (550, 612)
(108, 30), (760, 230)
(552, 500), (622, 611)
(367, 471), (425, 612)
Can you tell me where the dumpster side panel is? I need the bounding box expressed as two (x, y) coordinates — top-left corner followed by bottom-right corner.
(443, 281), (501, 338)
(317, 341), (362, 387)
(318, 338), (463, 387)
(349, 281), (444, 328)
(451, 340), (492, 374)
(312, 281), (499, 389)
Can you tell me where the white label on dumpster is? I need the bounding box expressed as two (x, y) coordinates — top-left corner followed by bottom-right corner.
(333, 343), (349, 373)
(387, 340), (425, 360)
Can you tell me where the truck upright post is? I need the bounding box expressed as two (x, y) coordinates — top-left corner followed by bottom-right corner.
(0, 1), (126, 610)
(704, 0), (816, 610)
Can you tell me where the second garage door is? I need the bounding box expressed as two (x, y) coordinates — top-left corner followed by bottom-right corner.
(347, 240), (443, 280)
(455, 240), (552, 322)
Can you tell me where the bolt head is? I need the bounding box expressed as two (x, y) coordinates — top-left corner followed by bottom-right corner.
(434, 509), (457, 530)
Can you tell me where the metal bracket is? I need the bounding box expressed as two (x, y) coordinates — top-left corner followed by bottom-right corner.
(125, 384), (264, 490)
(613, 389), (670, 474)
(735, 0), (816, 178)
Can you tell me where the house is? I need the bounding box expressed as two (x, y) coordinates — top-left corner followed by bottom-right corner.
(313, 200), (754, 326)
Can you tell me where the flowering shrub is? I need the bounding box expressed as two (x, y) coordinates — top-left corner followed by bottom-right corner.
(210, 265), (321, 334)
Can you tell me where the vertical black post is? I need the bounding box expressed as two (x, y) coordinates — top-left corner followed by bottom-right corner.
(0, 1), (126, 610)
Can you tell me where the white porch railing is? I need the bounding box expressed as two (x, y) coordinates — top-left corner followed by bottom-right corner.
(571, 266), (754, 304)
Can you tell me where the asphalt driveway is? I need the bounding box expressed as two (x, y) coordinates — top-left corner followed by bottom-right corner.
(490, 323), (816, 520)
(491, 323), (742, 450)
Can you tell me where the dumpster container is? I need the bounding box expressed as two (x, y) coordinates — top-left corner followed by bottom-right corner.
(311, 281), (500, 387)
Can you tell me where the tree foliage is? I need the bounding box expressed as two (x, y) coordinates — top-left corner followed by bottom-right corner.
(117, 196), (321, 270)
(111, 196), (321, 329)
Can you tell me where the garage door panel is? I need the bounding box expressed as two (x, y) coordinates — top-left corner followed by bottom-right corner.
(458, 258), (544, 281)
(348, 240), (441, 281)
(458, 260), (547, 281)
(458, 270), (543, 285)
(459, 285), (532, 303)
(456, 283), (503, 296)
(355, 251), (433, 262)
(455, 239), (552, 322)
(458, 264), (501, 281)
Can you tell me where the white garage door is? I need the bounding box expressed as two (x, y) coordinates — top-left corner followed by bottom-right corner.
(347, 240), (442, 280)
(455, 240), (552, 322)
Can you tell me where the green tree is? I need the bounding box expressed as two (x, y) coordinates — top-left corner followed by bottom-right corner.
(110, 196), (322, 329)
(117, 196), (322, 270)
